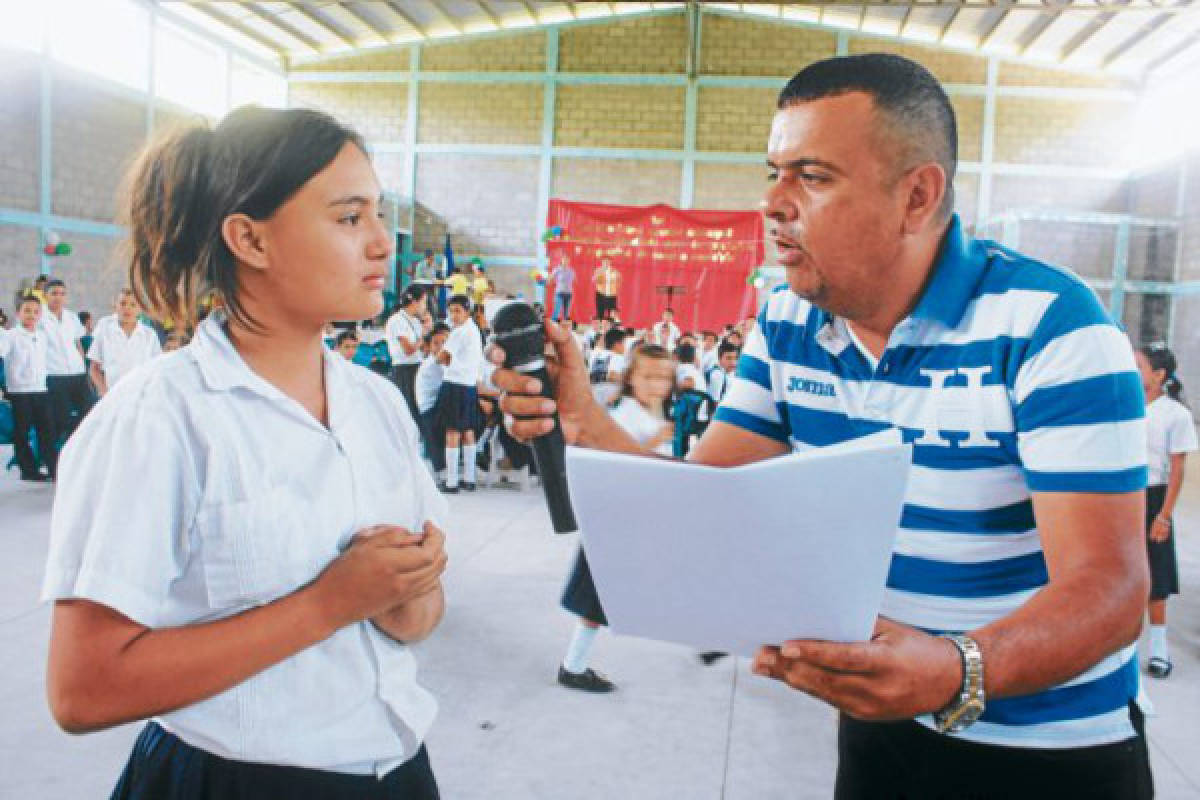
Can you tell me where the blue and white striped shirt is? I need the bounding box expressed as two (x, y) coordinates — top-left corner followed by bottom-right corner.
(716, 216), (1147, 749)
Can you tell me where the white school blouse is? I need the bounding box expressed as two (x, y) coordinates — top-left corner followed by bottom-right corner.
(385, 310), (423, 367)
(1145, 395), (1198, 487)
(0, 325), (49, 393)
(610, 396), (673, 457)
(87, 315), (162, 387)
(38, 307), (86, 376)
(42, 314), (448, 777)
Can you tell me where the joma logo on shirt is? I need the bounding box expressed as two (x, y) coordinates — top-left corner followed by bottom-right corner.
(787, 377), (836, 397)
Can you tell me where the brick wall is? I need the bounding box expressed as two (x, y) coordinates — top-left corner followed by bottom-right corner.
(418, 82), (541, 145)
(696, 87), (776, 153)
(289, 82), (407, 142)
(559, 14), (687, 74)
(555, 84), (685, 150)
(423, 32), (544, 72)
(998, 62), (1136, 90)
(552, 158), (682, 207)
(291, 47), (413, 72)
(50, 71), (145, 222)
(413, 154), (538, 256)
(700, 15), (836, 76)
(993, 98), (1132, 167)
(848, 37), (988, 84)
(0, 50), (40, 212)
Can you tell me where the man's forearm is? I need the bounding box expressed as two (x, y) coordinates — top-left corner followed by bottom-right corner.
(971, 565), (1147, 699)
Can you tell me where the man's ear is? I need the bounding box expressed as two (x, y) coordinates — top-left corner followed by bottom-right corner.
(902, 162), (949, 235)
(221, 214), (270, 273)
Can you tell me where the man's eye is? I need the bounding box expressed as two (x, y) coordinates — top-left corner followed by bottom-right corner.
(801, 173), (827, 184)
(340, 214), (361, 225)
(766, 172), (778, 183)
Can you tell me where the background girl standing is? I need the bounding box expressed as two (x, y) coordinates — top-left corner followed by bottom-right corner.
(558, 344), (675, 693)
(1135, 343), (1197, 679)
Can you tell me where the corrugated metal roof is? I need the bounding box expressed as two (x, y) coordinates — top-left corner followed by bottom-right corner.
(165, 1), (1200, 82)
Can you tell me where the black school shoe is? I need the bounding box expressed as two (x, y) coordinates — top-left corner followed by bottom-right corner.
(1148, 657), (1173, 679)
(20, 472), (51, 483)
(438, 482), (459, 494)
(699, 651), (729, 666)
(557, 666), (616, 693)
(461, 482), (477, 492)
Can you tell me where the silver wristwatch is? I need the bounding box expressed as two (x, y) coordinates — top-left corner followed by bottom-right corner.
(934, 634), (985, 734)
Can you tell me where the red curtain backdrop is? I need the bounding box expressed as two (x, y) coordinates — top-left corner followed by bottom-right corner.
(544, 200), (764, 332)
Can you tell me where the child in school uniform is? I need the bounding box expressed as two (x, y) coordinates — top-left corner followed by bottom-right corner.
(415, 323), (450, 483)
(435, 294), (483, 493)
(41, 107), (449, 799)
(558, 344), (676, 693)
(0, 292), (58, 481)
(1135, 343), (1197, 679)
(87, 289), (162, 397)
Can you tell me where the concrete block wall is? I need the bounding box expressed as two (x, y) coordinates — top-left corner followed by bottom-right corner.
(1, 10), (1189, 331)
(289, 82), (408, 143)
(0, 51), (40, 213)
(559, 14), (687, 73)
(555, 85), (685, 149)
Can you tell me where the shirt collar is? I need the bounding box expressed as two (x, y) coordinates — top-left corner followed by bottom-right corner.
(810, 215), (981, 353)
(909, 214), (985, 328)
(191, 312), (343, 397)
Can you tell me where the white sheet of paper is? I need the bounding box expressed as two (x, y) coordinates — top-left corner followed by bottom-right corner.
(565, 434), (911, 658)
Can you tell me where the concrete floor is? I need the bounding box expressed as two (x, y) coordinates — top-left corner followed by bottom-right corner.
(2, 444), (1199, 799)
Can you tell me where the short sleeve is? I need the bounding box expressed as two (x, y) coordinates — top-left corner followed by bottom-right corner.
(1013, 284), (1146, 493)
(1168, 406), (1199, 455)
(41, 385), (200, 626)
(712, 304), (789, 443)
(86, 331), (104, 365)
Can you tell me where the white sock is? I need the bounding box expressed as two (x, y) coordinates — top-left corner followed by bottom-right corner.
(562, 622), (599, 674)
(445, 448), (459, 487)
(463, 443), (477, 482)
(1150, 625), (1169, 661)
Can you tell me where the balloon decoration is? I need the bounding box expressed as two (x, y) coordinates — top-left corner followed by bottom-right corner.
(745, 267), (767, 290)
(528, 268), (548, 287)
(41, 230), (72, 257)
(540, 225), (566, 244)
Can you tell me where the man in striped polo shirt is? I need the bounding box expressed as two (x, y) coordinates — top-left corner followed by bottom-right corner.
(496, 54), (1152, 798)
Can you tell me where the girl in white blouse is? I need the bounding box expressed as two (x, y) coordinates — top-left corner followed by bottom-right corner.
(42, 107), (449, 799)
(557, 344), (675, 693)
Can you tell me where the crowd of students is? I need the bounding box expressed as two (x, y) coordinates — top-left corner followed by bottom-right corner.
(0, 277), (164, 482)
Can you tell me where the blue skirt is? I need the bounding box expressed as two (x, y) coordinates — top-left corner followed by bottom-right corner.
(110, 722), (439, 799)
(435, 382), (481, 432)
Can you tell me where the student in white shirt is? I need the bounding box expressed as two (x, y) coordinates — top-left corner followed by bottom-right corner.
(558, 344), (675, 693)
(699, 330), (720, 373)
(673, 341), (707, 397)
(0, 292), (58, 481)
(650, 308), (681, 351)
(334, 328), (360, 361)
(706, 340), (741, 406)
(1135, 343), (1198, 680)
(415, 323), (450, 481)
(87, 289), (162, 396)
(386, 287), (425, 418)
(42, 107), (448, 798)
(39, 278), (94, 440)
(435, 293), (483, 492)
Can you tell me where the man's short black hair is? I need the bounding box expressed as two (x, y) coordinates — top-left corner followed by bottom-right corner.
(718, 341), (740, 358)
(603, 327), (626, 350)
(17, 291), (41, 309)
(402, 286), (425, 305)
(431, 322), (451, 337)
(335, 330), (358, 347)
(675, 342), (696, 363)
(447, 294), (471, 312)
(45, 278), (66, 291)
(777, 53), (957, 220)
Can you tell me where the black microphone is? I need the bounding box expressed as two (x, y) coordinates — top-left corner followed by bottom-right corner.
(491, 302), (578, 534)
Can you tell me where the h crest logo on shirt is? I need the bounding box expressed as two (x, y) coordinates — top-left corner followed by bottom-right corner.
(916, 366), (996, 448)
